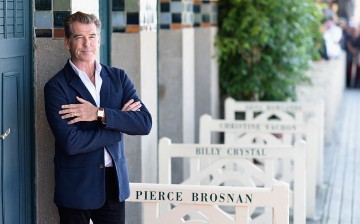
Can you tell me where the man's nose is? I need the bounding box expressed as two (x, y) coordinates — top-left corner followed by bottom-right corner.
(83, 38), (91, 46)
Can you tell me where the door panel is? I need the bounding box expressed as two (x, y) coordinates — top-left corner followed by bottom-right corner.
(0, 0), (31, 223)
(2, 69), (21, 224)
(0, 57), (26, 224)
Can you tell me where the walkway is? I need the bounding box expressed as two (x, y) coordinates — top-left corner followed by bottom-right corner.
(311, 89), (360, 224)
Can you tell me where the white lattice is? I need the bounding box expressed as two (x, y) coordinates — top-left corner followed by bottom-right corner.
(224, 97), (325, 186)
(128, 183), (290, 224)
(159, 138), (306, 224)
(198, 115), (316, 220)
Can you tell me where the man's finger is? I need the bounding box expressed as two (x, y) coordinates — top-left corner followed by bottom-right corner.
(61, 104), (81, 109)
(76, 96), (88, 103)
(68, 117), (79, 124)
(59, 107), (81, 115)
(122, 102), (141, 111)
(131, 103), (142, 111)
(59, 108), (74, 115)
(136, 104), (142, 110)
(126, 102), (138, 110)
(61, 113), (73, 119)
(121, 99), (134, 111)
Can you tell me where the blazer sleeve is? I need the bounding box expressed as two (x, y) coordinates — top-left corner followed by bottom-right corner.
(44, 79), (123, 156)
(102, 68), (152, 135)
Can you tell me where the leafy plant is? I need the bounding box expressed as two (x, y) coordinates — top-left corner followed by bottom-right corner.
(216, 0), (323, 101)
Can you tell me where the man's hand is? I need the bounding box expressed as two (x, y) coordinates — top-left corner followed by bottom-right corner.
(59, 96), (98, 124)
(121, 99), (142, 111)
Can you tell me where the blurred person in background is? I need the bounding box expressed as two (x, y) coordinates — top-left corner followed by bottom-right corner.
(346, 25), (360, 87)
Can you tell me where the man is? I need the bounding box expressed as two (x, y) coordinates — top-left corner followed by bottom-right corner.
(44, 11), (152, 224)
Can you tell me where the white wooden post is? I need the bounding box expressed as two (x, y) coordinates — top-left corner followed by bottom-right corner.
(293, 141), (307, 224)
(305, 118), (318, 218)
(159, 138), (172, 184)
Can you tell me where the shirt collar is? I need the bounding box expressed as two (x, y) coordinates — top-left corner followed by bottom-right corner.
(68, 59), (102, 76)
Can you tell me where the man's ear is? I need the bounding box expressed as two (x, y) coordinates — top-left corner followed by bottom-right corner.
(64, 38), (70, 49)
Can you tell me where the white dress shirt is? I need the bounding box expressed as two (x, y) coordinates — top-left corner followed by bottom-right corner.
(69, 59), (113, 167)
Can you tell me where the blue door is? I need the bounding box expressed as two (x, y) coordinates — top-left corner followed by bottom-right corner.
(0, 0), (32, 223)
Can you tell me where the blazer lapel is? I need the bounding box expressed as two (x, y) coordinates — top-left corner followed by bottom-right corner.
(100, 68), (110, 107)
(64, 62), (97, 106)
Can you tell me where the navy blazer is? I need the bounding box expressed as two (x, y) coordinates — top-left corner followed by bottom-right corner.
(44, 62), (152, 209)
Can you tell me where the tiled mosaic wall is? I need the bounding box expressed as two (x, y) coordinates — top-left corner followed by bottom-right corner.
(112, 0), (157, 32)
(193, 0), (218, 27)
(34, 0), (217, 37)
(112, 0), (218, 32)
(159, 0), (218, 29)
(34, 0), (70, 38)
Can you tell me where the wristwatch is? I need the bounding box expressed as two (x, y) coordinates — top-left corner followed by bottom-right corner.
(97, 107), (105, 121)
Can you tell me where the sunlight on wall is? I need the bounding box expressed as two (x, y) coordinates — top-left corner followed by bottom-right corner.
(355, 0), (360, 25)
(72, 0), (99, 17)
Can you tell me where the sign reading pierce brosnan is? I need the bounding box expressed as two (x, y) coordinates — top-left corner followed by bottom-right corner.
(128, 183), (289, 207)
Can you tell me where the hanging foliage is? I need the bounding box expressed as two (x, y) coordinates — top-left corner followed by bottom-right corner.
(216, 0), (323, 101)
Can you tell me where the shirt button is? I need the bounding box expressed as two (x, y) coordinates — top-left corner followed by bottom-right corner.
(98, 163), (104, 169)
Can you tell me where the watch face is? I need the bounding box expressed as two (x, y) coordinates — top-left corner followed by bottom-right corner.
(98, 108), (104, 118)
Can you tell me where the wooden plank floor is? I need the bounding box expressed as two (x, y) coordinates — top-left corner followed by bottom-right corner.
(309, 89), (360, 224)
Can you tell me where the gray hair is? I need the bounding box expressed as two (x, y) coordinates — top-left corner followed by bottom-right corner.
(64, 11), (101, 38)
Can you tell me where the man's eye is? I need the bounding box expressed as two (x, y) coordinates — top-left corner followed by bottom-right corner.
(74, 36), (83, 40)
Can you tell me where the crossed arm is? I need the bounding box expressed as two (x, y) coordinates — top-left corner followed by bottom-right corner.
(59, 96), (142, 124)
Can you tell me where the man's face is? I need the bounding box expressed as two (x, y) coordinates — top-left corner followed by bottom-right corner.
(65, 22), (100, 64)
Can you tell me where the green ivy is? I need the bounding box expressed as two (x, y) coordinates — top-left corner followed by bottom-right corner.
(216, 0), (323, 101)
